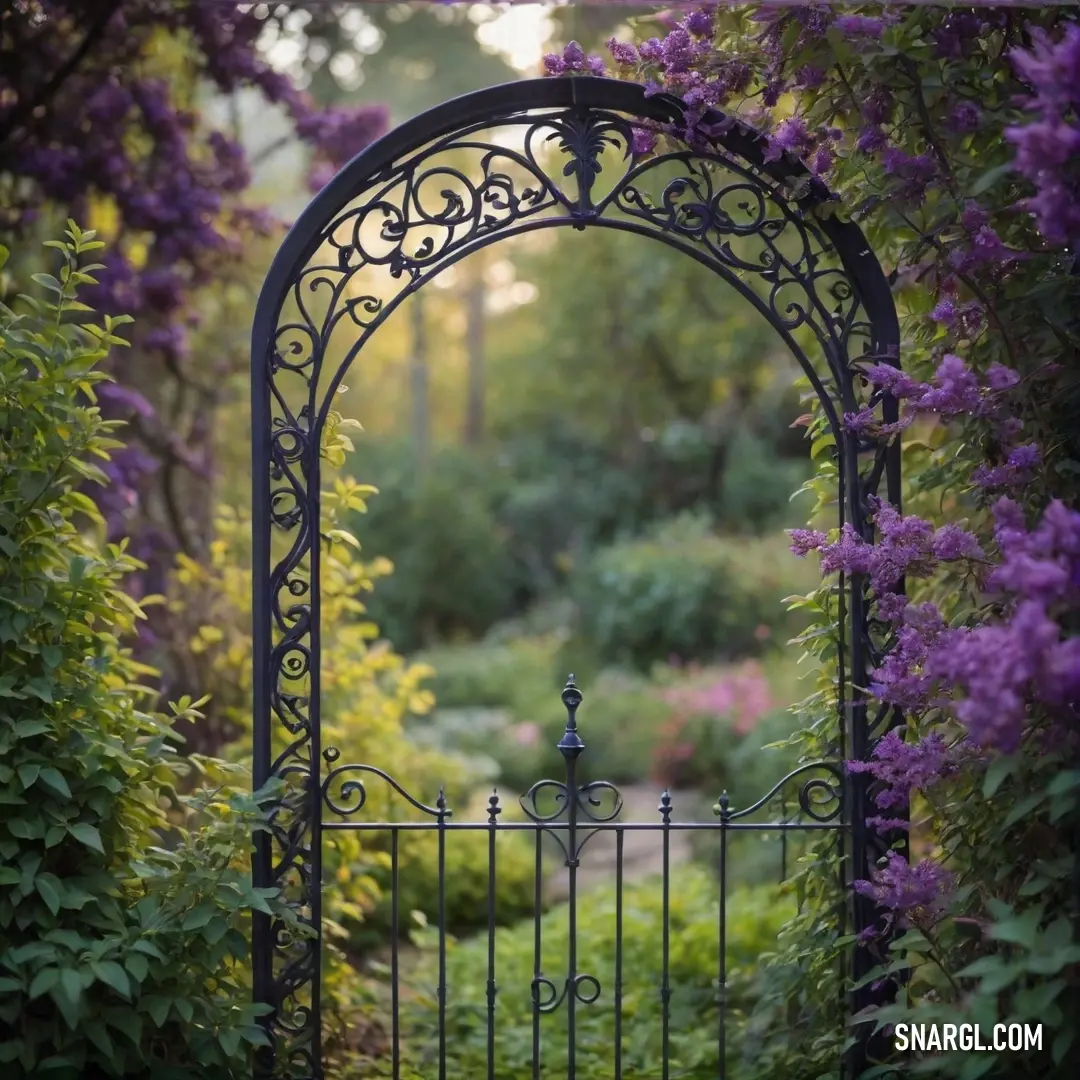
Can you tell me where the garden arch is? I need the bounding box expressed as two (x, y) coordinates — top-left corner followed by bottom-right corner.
(250, 76), (903, 1080)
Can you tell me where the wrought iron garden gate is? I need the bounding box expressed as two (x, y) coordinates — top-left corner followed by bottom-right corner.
(250, 76), (904, 1080)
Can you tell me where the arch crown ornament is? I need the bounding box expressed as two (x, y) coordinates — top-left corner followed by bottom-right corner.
(250, 76), (904, 1080)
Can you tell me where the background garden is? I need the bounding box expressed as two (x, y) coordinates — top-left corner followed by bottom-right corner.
(1, 4), (1078, 1080)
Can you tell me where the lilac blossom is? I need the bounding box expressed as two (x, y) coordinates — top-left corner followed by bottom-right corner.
(1005, 22), (1080, 245)
(834, 15), (889, 39)
(848, 729), (955, 811)
(854, 852), (956, 930)
(764, 116), (814, 162)
(946, 101), (981, 134)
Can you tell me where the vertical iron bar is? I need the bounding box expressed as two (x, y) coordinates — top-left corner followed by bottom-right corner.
(780, 796), (788, 884)
(391, 829), (400, 1080)
(837, 814), (848, 1080)
(250, 335), (273, 1076)
(717, 792), (730, 1080)
(437, 788), (448, 1080)
(660, 792), (672, 1080)
(565, 762), (579, 1080)
(487, 792), (501, 1080)
(614, 828), (624, 1080)
(308, 456), (324, 1080)
(557, 675), (585, 1080)
(532, 827), (543, 1080)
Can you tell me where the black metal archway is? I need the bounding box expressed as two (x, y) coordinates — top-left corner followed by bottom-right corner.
(250, 76), (903, 1080)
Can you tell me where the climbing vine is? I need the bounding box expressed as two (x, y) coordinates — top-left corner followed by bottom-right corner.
(548, 4), (1080, 1076)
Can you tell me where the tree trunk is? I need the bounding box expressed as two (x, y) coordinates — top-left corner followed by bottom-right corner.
(410, 290), (430, 473)
(463, 269), (485, 446)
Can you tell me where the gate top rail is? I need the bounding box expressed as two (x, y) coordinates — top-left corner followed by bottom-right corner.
(318, 675), (845, 833)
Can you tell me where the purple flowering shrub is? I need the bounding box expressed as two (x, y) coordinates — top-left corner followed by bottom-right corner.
(0, 2), (387, 671)
(548, 4), (1080, 1075)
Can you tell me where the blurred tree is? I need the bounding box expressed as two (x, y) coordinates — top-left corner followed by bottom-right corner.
(0, 0), (387, 630)
(293, 3), (521, 123)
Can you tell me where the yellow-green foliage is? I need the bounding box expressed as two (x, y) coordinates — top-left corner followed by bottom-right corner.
(169, 426), (535, 1061)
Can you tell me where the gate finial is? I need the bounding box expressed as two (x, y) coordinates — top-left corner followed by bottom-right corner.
(557, 673), (585, 758)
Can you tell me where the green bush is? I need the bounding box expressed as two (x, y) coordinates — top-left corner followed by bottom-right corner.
(347, 443), (519, 652)
(718, 428), (810, 531)
(417, 633), (563, 712)
(573, 515), (815, 670)
(0, 228), (288, 1079)
(379, 869), (794, 1080)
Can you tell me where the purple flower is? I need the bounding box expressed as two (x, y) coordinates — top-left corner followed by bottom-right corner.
(834, 15), (887, 38)
(988, 498), (1080, 607)
(789, 528), (828, 557)
(929, 602), (1059, 751)
(563, 41), (586, 68)
(931, 524), (984, 562)
(861, 87), (894, 126)
(881, 149), (937, 201)
(660, 28), (695, 74)
(986, 363), (1021, 391)
(630, 126), (658, 156)
(856, 126), (888, 155)
(794, 65), (826, 89)
(933, 11), (986, 60)
(1005, 23), (1080, 246)
(916, 354), (984, 418)
(607, 37), (638, 66)
(810, 146), (834, 175)
(542, 52), (565, 77)
(684, 10), (714, 38)
(946, 101), (981, 134)
(854, 852), (955, 929)
(638, 37), (664, 63)
(849, 729), (954, 810)
(97, 382), (155, 420)
(764, 116), (813, 163)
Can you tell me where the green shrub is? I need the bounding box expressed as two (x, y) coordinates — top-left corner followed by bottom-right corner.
(347, 443), (519, 652)
(573, 515), (815, 670)
(0, 228), (289, 1079)
(417, 633), (563, 712)
(718, 428), (810, 531)
(378, 869), (794, 1080)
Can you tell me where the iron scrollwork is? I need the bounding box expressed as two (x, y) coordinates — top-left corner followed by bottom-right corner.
(251, 75), (903, 1079)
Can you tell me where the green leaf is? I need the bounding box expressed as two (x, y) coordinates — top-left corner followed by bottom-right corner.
(958, 1057), (997, 1080)
(124, 952), (149, 984)
(84, 1021), (113, 1060)
(969, 162), (1013, 198)
(68, 823), (103, 853)
(29, 968), (59, 1000)
(17, 763), (41, 790)
(36, 875), (61, 916)
(13, 720), (49, 738)
(181, 903), (216, 930)
(0, 867), (19, 886)
(218, 1027), (242, 1057)
(38, 767), (71, 799)
(130, 939), (165, 960)
(59, 967), (82, 1005)
(106, 1008), (142, 1046)
(90, 960), (130, 999)
(982, 755), (1015, 798)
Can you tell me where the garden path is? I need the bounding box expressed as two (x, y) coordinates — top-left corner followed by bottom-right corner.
(544, 785), (703, 902)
